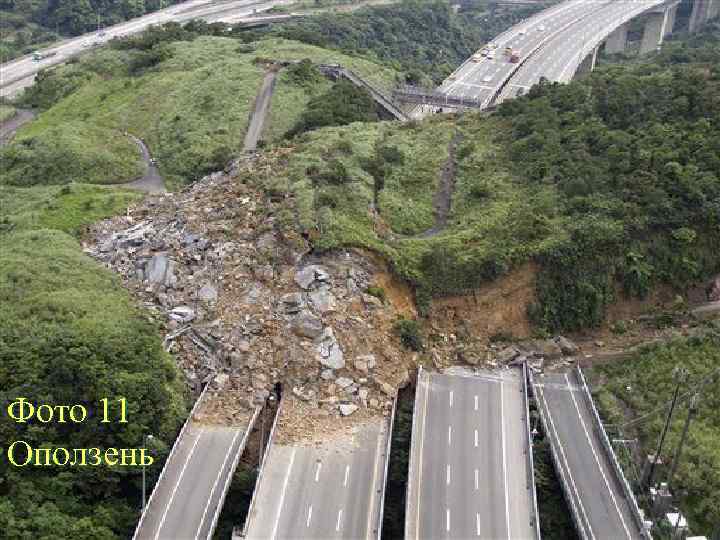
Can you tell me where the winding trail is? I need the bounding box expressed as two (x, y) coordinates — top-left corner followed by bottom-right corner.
(414, 131), (462, 238)
(243, 69), (278, 153)
(0, 109), (35, 145)
(118, 135), (166, 193)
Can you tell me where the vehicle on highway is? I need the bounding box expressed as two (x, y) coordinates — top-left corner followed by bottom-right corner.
(509, 50), (520, 63)
(483, 75), (493, 82)
(32, 50), (57, 62)
(471, 52), (484, 62)
(487, 50), (496, 60)
(538, 25), (546, 31)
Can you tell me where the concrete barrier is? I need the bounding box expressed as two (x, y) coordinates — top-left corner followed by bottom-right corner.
(522, 362), (541, 539)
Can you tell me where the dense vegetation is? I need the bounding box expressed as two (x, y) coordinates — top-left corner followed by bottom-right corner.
(255, 23), (720, 329)
(262, 0), (546, 84)
(0, 182), (187, 537)
(592, 329), (720, 531)
(2, 25), (398, 188)
(0, 0), (183, 61)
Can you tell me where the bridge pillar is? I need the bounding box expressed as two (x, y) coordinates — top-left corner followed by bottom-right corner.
(689, 0), (715, 32)
(605, 23), (629, 54)
(639, 9), (670, 54)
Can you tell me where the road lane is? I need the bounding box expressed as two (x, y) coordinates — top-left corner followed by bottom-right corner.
(406, 368), (535, 540)
(535, 372), (642, 540)
(244, 410), (391, 540)
(135, 417), (257, 540)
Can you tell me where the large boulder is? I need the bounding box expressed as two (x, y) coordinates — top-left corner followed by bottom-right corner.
(292, 310), (324, 339)
(145, 254), (177, 287)
(316, 327), (344, 369)
(555, 335), (579, 356)
(309, 286), (337, 313)
(294, 265), (330, 290)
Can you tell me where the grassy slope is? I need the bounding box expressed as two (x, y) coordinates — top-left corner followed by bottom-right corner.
(591, 333), (720, 531)
(9, 37), (399, 189)
(0, 105), (15, 122)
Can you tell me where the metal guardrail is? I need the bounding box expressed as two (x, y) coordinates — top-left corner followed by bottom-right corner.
(575, 366), (652, 540)
(132, 383), (211, 540)
(529, 370), (590, 540)
(239, 395), (284, 538)
(377, 393), (398, 540)
(522, 362), (541, 539)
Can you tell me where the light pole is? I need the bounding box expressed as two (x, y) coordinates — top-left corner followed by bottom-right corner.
(142, 434), (154, 512)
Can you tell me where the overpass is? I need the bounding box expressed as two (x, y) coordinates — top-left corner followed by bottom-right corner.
(240, 396), (394, 539)
(402, 0), (716, 113)
(0, 0), (294, 98)
(133, 387), (260, 540)
(405, 366), (539, 540)
(531, 367), (650, 540)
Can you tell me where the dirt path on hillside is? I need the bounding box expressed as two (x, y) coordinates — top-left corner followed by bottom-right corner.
(117, 135), (166, 193)
(414, 130), (462, 238)
(0, 109), (35, 145)
(243, 69), (278, 153)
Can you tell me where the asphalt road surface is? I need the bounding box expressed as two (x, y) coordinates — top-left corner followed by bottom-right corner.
(0, 0), (292, 98)
(405, 368), (535, 540)
(498, 0), (668, 102)
(0, 109), (34, 145)
(534, 371), (642, 540)
(244, 416), (391, 539)
(134, 419), (256, 540)
(435, 0), (613, 108)
(121, 136), (166, 193)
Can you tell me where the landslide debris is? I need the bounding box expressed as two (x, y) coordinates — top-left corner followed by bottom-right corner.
(86, 164), (412, 435)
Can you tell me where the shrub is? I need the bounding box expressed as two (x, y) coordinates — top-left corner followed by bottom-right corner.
(395, 318), (424, 351)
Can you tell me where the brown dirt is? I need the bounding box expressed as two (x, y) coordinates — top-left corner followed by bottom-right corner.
(427, 262), (538, 342)
(358, 249), (417, 318)
(194, 391), (254, 427)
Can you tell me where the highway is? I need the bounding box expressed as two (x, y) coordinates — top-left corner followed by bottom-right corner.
(405, 368), (535, 540)
(243, 405), (391, 539)
(435, 0), (614, 108)
(534, 371), (643, 540)
(497, 0), (668, 102)
(134, 408), (259, 540)
(0, 0), (292, 98)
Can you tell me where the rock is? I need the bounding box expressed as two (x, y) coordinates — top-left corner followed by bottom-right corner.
(197, 283), (218, 302)
(339, 403), (358, 416)
(243, 282), (264, 304)
(292, 310), (323, 339)
(309, 286), (337, 313)
(320, 369), (335, 381)
(169, 306), (195, 323)
(497, 346), (520, 363)
(354, 358), (368, 373)
(237, 339), (251, 353)
(213, 372), (229, 388)
(294, 265), (330, 290)
(316, 327), (344, 369)
(378, 380), (396, 397)
(252, 372), (268, 389)
(280, 292), (305, 314)
(256, 232), (277, 251)
(229, 352), (244, 370)
(595, 340), (605, 347)
(145, 254), (177, 287)
(707, 276), (720, 301)
(358, 388), (369, 405)
(361, 293), (383, 309)
(336, 377), (353, 389)
(555, 335), (579, 356)
(356, 354), (376, 370)
(369, 398), (380, 409)
(255, 264), (274, 281)
(254, 389), (270, 404)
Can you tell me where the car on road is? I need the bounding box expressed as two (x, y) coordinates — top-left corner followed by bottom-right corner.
(538, 25), (546, 31)
(483, 75), (493, 83)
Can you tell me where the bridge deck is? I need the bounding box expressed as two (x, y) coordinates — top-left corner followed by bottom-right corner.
(405, 368), (535, 540)
(534, 371), (643, 540)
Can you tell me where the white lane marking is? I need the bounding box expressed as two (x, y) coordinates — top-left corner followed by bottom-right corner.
(539, 386), (595, 540)
(336, 508), (343, 531)
(446, 508), (451, 532)
(476, 513), (481, 536)
(474, 429), (479, 448)
(314, 462), (322, 482)
(446, 464), (451, 485)
(194, 429), (241, 540)
(414, 373), (429, 540)
(474, 395), (478, 411)
(306, 505), (313, 528)
(565, 374), (632, 539)
(474, 469), (479, 491)
(269, 447), (297, 540)
(153, 429), (204, 540)
(500, 373), (510, 539)
(449, 391), (454, 408)
(448, 425), (452, 446)
(343, 464), (350, 487)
